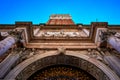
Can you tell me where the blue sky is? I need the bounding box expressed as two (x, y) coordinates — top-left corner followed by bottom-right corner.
(0, 0), (120, 24)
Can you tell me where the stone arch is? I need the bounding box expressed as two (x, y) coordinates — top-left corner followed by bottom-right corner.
(5, 51), (119, 80)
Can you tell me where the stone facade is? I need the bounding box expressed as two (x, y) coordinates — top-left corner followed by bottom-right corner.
(0, 14), (120, 80)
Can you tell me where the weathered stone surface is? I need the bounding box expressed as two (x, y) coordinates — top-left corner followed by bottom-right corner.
(5, 51), (119, 80)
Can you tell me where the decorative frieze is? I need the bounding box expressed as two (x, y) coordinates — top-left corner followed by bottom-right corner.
(50, 14), (71, 19)
(15, 54), (111, 80)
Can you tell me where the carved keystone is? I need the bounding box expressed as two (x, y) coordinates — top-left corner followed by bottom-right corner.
(57, 47), (66, 55)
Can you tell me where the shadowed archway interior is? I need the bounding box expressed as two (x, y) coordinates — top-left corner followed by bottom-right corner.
(4, 51), (119, 80)
(27, 65), (96, 80)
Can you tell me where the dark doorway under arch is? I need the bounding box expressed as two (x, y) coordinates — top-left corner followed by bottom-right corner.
(27, 65), (96, 80)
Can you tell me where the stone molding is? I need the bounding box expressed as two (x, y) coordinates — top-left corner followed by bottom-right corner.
(5, 51), (120, 80)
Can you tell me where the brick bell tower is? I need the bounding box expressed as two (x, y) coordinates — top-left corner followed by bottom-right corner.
(46, 14), (75, 25)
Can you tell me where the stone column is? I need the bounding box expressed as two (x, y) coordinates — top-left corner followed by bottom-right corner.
(0, 29), (23, 56)
(108, 36), (120, 53)
(0, 36), (15, 56)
